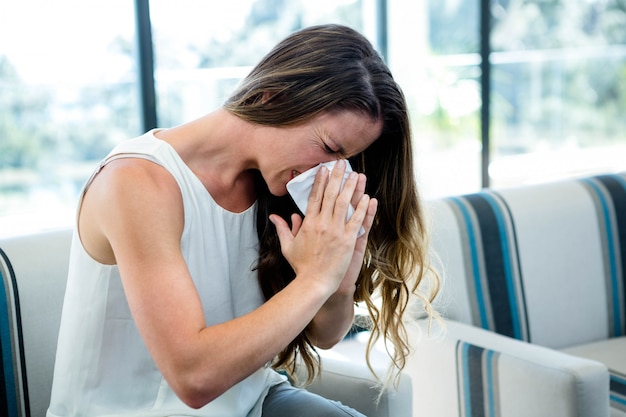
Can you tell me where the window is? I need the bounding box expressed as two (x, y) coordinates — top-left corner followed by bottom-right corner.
(0, 0), (138, 236)
(489, 0), (626, 188)
(387, 0), (626, 195)
(387, 0), (482, 198)
(149, 0), (379, 127)
(1, 0), (624, 237)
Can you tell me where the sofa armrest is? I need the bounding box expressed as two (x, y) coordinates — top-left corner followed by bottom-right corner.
(299, 340), (412, 417)
(407, 320), (610, 417)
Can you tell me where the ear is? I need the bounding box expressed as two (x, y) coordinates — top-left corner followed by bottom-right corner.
(261, 91), (274, 104)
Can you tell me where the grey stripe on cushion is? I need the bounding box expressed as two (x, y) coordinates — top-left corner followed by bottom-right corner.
(448, 192), (529, 341)
(581, 174), (626, 338)
(0, 248), (29, 417)
(456, 341), (500, 417)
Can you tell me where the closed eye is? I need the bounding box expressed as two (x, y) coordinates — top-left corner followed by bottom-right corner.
(322, 141), (339, 154)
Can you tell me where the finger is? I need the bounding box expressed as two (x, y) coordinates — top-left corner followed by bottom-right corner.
(350, 173), (367, 209)
(269, 214), (294, 249)
(353, 198), (378, 252)
(305, 166), (328, 216)
(319, 160), (347, 217)
(333, 171), (359, 220)
(346, 194), (371, 235)
(360, 197), (378, 236)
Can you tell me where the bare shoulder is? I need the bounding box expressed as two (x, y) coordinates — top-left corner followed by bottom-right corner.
(79, 157), (184, 265)
(92, 157), (179, 194)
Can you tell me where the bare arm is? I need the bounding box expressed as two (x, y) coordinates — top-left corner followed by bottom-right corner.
(79, 158), (366, 408)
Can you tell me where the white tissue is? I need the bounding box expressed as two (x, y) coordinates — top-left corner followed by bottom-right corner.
(286, 160), (365, 237)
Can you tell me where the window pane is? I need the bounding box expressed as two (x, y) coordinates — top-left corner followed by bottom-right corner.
(387, 0), (482, 198)
(0, 0), (139, 236)
(150, 0), (374, 127)
(490, 0), (626, 187)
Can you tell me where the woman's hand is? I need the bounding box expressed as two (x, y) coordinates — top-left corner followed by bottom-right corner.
(270, 160), (377, 297)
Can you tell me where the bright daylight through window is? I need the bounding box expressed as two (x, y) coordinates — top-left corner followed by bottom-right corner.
(1, 0), (625, 237)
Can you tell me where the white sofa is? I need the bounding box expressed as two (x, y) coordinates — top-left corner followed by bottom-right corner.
(402, 172), (626, 416)
(0, 229), (410, 417)
(2, 171), (625, 417)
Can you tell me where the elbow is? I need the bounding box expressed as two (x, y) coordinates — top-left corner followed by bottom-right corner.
(178, 390), (213, 410)
(159, 342), (242, 409)
(307, 324), (352, 350)
(316, 336), (343, 350)
(173, 383), (217, 410)
(168, 369), (227, 409)
(308, 331), (346, 350)
(179, 394), (210, 410)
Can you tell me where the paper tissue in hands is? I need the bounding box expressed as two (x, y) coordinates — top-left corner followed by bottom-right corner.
(286, 160), (365, 237)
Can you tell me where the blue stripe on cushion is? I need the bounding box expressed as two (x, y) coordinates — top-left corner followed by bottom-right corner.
(456, 341), (500, 417)
(449, 197), (491, 329)
(449, 193), (528, 341)
(464, 343), (485, 416)
(480, 193), (524, 340)
(610, 371), (626, 412)
(466, 194), (514, 338)
(484, 349), (498, 417)
(0, 247), (28, 417)
(598, 175), (626, 337)
(581, 174), (626, 337)
(0, 261), (17, 416)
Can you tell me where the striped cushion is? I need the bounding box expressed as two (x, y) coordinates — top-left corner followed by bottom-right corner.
(456, 341), (500, 416)
(434, 173), (626, 342)
(0, 248), (28, 417)
(406, 321), (609, 417)
(612, 371), (626, 413)
(429, 172), (626, 416)
(580, 174), (626, 338)
(446, 193), (528, 341)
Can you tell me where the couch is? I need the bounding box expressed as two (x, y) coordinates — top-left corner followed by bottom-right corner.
(0, 229), (410, 417)
(2, 171), (625, 417)
(401, 172), (626, 416)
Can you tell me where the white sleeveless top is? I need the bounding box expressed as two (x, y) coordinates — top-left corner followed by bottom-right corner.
(47, 130), (285, 417)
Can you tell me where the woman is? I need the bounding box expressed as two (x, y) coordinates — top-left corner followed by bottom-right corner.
(47, 24), (439, 417)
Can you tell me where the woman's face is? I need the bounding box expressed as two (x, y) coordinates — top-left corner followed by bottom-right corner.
(260, 110), (383, 196)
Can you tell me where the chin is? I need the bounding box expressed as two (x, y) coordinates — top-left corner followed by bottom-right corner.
(270, 189), (289, 197)
(266, 182), (289, 197)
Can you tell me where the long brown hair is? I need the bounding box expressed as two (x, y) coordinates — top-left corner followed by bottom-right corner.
(224, 24), (440, 385)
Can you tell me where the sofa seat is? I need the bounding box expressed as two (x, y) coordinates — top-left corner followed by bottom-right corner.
(561, 337), (626, 414)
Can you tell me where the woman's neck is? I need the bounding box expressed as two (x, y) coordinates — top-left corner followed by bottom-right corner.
(155, 109), (259, 212)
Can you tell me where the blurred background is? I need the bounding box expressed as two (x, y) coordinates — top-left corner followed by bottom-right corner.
(1, 0), (625, 236)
